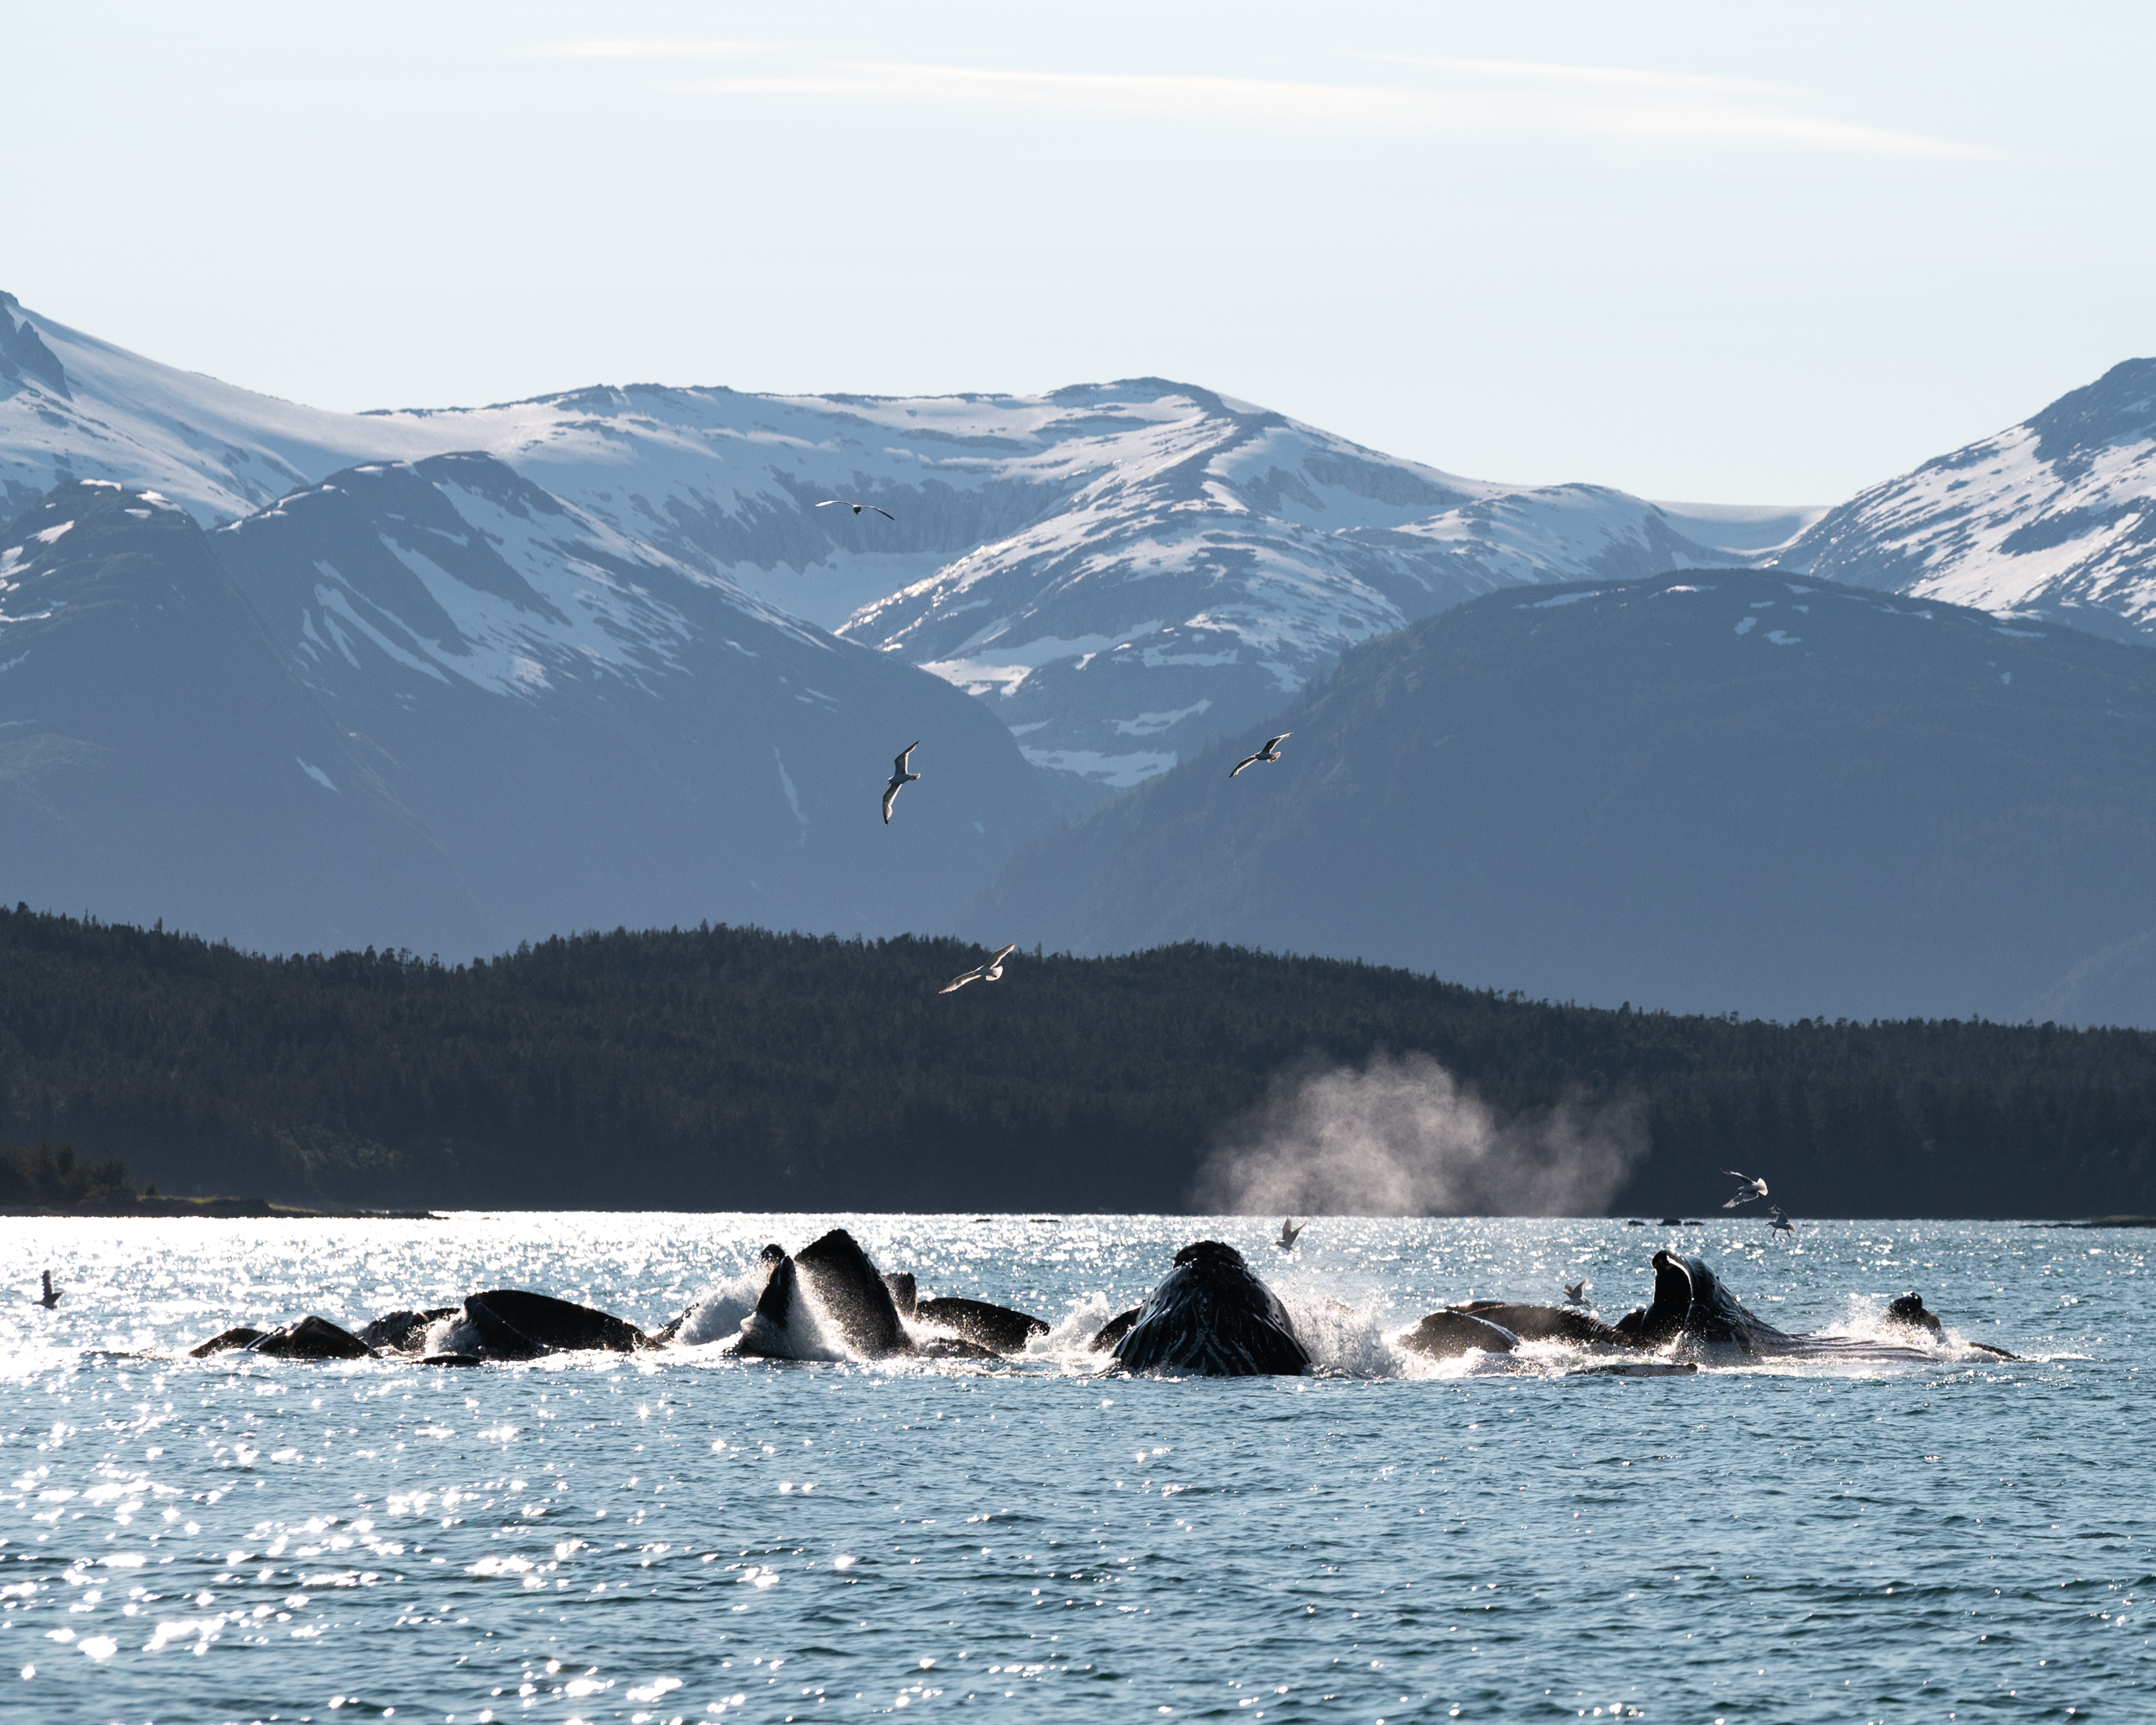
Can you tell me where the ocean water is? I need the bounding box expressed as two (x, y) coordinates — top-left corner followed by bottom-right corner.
(0, 1214), (2146, 1725)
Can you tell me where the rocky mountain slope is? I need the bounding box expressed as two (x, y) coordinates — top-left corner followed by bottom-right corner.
(0, 292), (1796, 796)
(970, 570), (2156, 1026)
(0, 481), (488, 956)
(0, 469), (1056, 957)
(1777, 357), (2156, 645)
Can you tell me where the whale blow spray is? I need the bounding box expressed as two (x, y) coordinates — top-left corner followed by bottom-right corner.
(1193, 1051), (1645, 1216)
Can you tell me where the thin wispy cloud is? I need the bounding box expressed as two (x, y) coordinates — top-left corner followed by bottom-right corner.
(533, 41), (761, 60)
(531, 46), (1988, 160)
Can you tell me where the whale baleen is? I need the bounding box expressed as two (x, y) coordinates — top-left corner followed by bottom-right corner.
(1111, 1241), (1310, 1377)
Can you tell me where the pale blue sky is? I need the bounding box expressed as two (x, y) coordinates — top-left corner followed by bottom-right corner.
(8, 2), (2153, 504)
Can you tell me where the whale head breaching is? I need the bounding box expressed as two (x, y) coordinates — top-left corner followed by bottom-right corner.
(1111, 1241), (1310, 1377)
(882, 741), (921, 825)
(740, 1228), (912, 1360)
(38, 1270), (60, 1309)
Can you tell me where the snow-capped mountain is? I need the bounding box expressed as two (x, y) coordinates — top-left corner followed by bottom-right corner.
(1776, 358), (2156, 643)
(973, 569), (2156, 1026)
(0, 480), (491, 957)
(0, 292), (1798, 794)
(205, 454), (1058, 952)
(835, 393), (1741, 785)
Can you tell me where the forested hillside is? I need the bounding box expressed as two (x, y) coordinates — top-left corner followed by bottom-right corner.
(1, 907), (2149, 1216)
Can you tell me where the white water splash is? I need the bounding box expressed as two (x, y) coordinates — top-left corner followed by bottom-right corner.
(674, 1271), (769, 1346)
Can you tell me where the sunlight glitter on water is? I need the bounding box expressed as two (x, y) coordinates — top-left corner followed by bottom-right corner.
(0, 1214), (2147, 1722)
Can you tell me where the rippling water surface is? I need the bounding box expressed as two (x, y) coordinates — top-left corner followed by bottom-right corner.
(0, 1214), (2147, 1724)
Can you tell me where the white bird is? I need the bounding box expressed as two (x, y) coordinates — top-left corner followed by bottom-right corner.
(1229, 733), (1292, 779)
(817, 499), (894, 520)
(1768, 1206), (1795, 1233)
(38, 1270), (60, 1309)
(882, 741), (920, 825)
(1278, 1219), (1303, 1251)
(940, 943), (1018, 994)
(1564, 1279), (1589, 1305)
(1722, 1170), (1770, 1209)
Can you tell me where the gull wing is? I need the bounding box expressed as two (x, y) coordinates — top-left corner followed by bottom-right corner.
(1266, 733), (1292, 751)
(881, 782), (900, 825)
(987, 944), (1018, 968)
(870, 506), (895, 520)
(1229, 752), (1261, 778)
(939, 970), (979, 994)
(895, 741), (919, 776)
(815, 499), (846, 508)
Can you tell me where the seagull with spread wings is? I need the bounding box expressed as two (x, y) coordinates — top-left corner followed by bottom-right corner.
(882, 742), (920, 825)
(1768, 1206), (1796, 1233)
(38, 1270), (61, 1309)
(1229, 732), (1292, 778)
(1723, 1170), (1770, 1208)
(940, 944), (1018, 994)
(818, 499), (895, 520)
(1278, 1219), (1304, 1251)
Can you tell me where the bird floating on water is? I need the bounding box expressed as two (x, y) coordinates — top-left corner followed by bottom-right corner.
(1278, 1219), (1303, 1251)
(817, 499), (894, 520)
(940, 944), (1018, 994)
(882, 742), (920, 825)
(1564, 1279), (1589, 1305)
(38, 1270), (60, 1309)
(1229, 733), (1292, 779)
(1722, 1170), (1770, 1208)
(1768, 1206), (1795, 1233)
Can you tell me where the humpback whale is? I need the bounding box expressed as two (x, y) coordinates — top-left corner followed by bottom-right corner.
(1399, 1308), (1520, 1359)
(913, 1295), (1050, 1352)
(1111, 1241), (1310, 1377)
(1613, 1251), (1943, 1362)
(740, 1229), (912, 1358)
(735, 1231), (1045, 1359)
(438, 1290), (649, 1360)
(187, 1316), (375, 1360)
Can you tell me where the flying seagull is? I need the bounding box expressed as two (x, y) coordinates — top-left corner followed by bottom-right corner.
(1229, 733), (1292, 779)
(1564, 1279), (1589, 1305)
(940, 943), (1018, 994)
(882, 741), (920, 825)
(1278, 1218), (1303, 1251)
(817, 499), (895, 520)
(1768, 1206), (1796, 1233)
(38, 1270), (60, 1309)
(1722, 1170), (1770, 1209)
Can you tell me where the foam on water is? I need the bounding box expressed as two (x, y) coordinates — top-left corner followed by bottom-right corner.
(0, 1214), (2146, 1722)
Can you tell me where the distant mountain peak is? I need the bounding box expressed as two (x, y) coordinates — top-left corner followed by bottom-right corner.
(2024, 356), (2156, 471)
(0, 291), (70, 400)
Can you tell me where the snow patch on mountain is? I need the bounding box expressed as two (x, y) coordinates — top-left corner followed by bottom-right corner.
(1777, 358), (2156, 644)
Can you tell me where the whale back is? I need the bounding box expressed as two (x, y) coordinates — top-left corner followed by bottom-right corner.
(251, 1315), (378, 1360)
(1400, 1309), (1518, 1359)
(460, 1290), (647, 1359)
(914, 1295), (1049, 1352)
(1113, 1241), (1310, 1377)
(1448, 1302), (1630, 1347)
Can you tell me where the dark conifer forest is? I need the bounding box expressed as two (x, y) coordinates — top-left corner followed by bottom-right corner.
(0, 905), (2149, 1216)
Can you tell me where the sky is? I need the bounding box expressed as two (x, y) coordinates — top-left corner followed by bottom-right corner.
(6, 2), (2154, 505)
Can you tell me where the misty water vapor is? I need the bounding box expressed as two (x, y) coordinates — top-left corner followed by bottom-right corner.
(1194, 1051), (1645, 1216)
